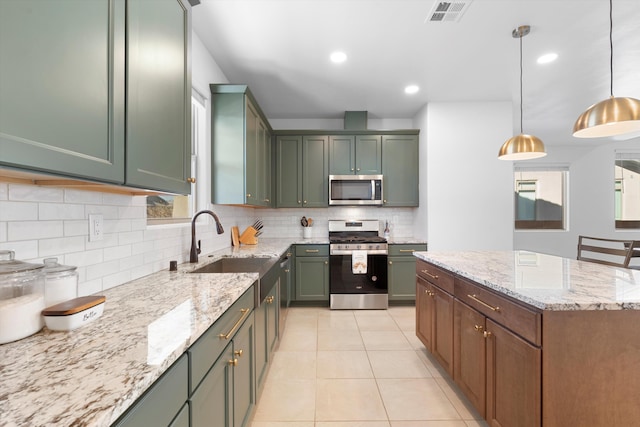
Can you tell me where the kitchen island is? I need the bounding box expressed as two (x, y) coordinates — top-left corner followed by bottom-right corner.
(414, 250), (640, 427)
(0, 240), (292, 426)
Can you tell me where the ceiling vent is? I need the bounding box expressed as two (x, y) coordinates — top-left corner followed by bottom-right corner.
(426, 0), (473, 23)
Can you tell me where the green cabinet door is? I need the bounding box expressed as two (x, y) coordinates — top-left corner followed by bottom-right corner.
(388, 244), (427, 301)
(302, 135), (329, 207)
(258, 123), (272, 206)
(276, 135), (303, 207)
(245, 101), (259, 205)
(256, 283), (280, 396)
(382, 134), (419, 207)
(329, 135), (356, 175)
(190, 344), (233, 427)
(295, 256), (329, 301)
(0, 0), (125, 183)
(355, 135), (382, 174)
(114, 354), (189, 427)
(233, 313), (256, 427)
(126, 0), (191, 194)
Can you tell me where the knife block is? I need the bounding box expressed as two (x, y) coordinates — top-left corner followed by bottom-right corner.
(239, 226), (258, 245)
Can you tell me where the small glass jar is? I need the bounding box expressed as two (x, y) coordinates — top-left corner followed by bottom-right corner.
(42, 257), (78, 307)
(0, 250), (45, 344)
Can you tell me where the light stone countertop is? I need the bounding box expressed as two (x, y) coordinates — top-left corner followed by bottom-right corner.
(0, 240), (292, 427)
(415, 250), (640, 311)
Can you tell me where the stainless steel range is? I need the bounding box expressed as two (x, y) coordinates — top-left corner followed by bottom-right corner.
(328, 219), (388, 309)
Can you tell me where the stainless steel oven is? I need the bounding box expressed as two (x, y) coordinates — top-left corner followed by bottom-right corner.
(328, 219), (388, 309)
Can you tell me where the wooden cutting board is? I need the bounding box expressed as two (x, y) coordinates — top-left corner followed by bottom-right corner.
(231, 226), (240, 246)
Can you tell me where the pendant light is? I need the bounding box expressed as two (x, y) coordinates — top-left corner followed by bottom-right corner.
(573, 0), (640, 138)
(498, 25), (547, 161)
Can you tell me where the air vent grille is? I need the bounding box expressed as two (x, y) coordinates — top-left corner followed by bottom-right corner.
(426, 0), (473, 23)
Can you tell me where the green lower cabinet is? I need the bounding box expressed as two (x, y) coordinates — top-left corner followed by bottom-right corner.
(113, 354), (189, 427)
(190, 342), (233, 427)
(256, 283), (280, 396)
(388, 244), (428, 301)
(233, 312), (256, 427)
(294, 245), (329, 302)
(169, 403), (189, 427)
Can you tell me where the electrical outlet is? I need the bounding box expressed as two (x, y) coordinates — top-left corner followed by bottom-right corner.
(89, 214), (104, 242)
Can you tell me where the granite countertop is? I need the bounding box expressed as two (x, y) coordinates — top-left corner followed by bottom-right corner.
(415, 250), (640, 311)
(0, 240), (292, 427)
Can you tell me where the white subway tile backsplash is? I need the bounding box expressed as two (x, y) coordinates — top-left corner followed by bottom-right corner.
(118, 205), (145, 219)
(0, 201), (38, 221)
(64, 189), (103, 205)
(104, 245), (132, 262)
(9, 184), (63, 202)
(131, 240), (155, 255)
(102, 193), (135, 206)
(64, 220), (89, 237)
(78, 279), (103, 297)
(0, 222), (6, 242)
(104, 219), (132, 234)
(8, 221), (64, 241)
(119, 254), (145, 271)
(66, 249), (104, 268)
(39, 236), (86, 257)
(85, 233), (119, 251)
(39, 203), (85, 220)
(86, 259), (119, 281)
(131, 218), (147, 231)
(85, 205), (119, 219)
(0, 240), (39, 260)
(118, 230), (144, 246)
(102, 270), (131, 290)
(0, 183), (7, 200)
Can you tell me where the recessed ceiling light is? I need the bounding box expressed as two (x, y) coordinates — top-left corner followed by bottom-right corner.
(330, 51), (347, 63)
(405, 85), (420, 94)
(537, 53), (558, 64)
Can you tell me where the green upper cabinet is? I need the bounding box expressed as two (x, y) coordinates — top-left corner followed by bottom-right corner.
(211, 85), (273, 207)
(126, 0), (192, 194)
(329, 135), (382, 175)
(0, 0), (125, 183)
(276, 135), (329, 208)
(0, 0), (192, 194)
(382, 134), (419, 207)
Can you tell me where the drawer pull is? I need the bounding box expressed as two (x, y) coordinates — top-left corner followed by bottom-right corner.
(305, 249), (320, 253)
(399, 249), (415, 253)
(421, 270), (439, 280)
(468, 294), (500, 312)
(219, 308), (251, 340)
(266, 296), (275, 304)
(474, 324), (484, 333)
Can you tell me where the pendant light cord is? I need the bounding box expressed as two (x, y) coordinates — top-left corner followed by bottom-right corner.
(519, 30), (524, 134)
(609, 0), (614, 97)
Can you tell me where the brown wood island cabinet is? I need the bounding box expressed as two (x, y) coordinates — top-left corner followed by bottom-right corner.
(416, 255), (640, 427)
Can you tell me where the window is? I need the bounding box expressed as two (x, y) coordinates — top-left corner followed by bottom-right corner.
(146, 92), (205, 224)
(514, 168), (567, 230)
(615, 153), (640, 229)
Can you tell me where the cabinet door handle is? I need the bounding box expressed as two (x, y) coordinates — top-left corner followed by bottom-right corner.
(421, 269), (438, 280)
(297, 200), (302, 204)
(467, 294), (500, 312)
(305, 249), (319, 253)
(228, 358), (238, 366)
(266, 296), (275, 304)
(234, 349), (243, 357)
(284, 269), (290, 273)
(474, 324), (484, 333)
(324, 261), (328, 265)
(218, 308), (251, 340)
(399, 249), (415, 253)
(483, 331), (493, 339)
(356, 167), (360, 171)
(388, 261), (393, 265)
(246, 193), (252, 198)
(263, 198), (270, 202)
(187, 177), (196, 183)
(351, 168), (355, 171)
(303, 200), (307, 204)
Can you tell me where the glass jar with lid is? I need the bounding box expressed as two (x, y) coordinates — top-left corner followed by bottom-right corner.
(42, 257), (78, 307)
(0, 250), (45, 344)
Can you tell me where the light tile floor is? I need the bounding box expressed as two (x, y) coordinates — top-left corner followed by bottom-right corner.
(251, 306), (489, 427)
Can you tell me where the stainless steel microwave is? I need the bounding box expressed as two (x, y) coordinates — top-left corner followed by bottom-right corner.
(329, 175), (383, 206)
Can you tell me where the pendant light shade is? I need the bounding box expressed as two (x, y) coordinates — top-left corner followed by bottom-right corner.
(573, 0), (640, 138)
(498, 25), (547, 161)
(573, 96), (640, 138)
(498, 134), (547, 160)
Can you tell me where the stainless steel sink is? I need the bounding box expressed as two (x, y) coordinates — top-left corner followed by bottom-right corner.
(190, 257), (273, 274)
(190, 256), (281, 305)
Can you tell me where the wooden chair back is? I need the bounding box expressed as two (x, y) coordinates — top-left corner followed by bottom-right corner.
(577, 235), (638, 268)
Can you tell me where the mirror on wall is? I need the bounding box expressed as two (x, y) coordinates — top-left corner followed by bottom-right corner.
(615, 154), (640, 229)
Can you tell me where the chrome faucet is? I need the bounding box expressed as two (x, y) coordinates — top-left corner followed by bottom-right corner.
(190, 210), (225, 263)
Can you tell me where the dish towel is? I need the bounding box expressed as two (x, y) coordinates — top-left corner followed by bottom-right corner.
(352, 250), (368, 274)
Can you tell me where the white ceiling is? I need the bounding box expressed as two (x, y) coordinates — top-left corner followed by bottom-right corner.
(192, 0), (640, 146)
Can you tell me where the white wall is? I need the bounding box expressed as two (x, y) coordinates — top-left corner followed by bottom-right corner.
(421, 102), (514, 251)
